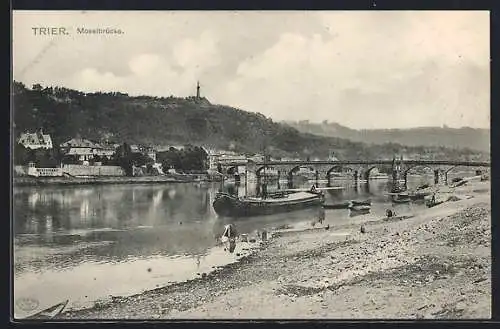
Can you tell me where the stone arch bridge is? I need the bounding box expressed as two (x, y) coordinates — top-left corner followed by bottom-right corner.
(220, 159), (490, 185)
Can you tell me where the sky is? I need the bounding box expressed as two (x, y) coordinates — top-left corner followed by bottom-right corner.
(12, 11), (490, 129)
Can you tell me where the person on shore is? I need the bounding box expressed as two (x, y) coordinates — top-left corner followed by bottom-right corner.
(318, 208), (325, 224)
(386, 209), (396, 218)
(221, 223), (238, 253)
(261, 229), (268, 241)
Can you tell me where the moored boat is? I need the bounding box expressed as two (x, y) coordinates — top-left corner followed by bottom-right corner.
(25, 300), (69, 319)
(349, 199), (371, 207)
(409, 192), (430, 200)
(382, 215), (413, 221)
(213, 190), (325, 217)
(350, 204), (371, 211)
(426, 199), (444, 208)
(392, 196), (411, 204)
(349, 207), (371, 217)
(323, 201), (351, 209)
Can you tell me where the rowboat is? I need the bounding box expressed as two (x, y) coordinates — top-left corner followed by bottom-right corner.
(350, 199), (371, 207)
(350, 205), (371, 211)
(349, 207), (370, 217)
(382, 215), (413, 222)
(323, 201), (350, 209)
(392, 197), (411, 204)
(213, 190), (325, 217)
(24, 300), (69, 319)
(452, 180), (467, 187)
(417, 184), (431, 190)
(426, 198), (445, 208)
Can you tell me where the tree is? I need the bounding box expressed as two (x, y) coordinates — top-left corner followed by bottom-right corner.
(13, 144), (29, 165)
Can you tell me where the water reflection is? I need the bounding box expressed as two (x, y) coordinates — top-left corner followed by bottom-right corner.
(14, 176), (440, 317)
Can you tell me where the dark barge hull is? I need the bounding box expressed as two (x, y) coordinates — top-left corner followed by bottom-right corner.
(323, 202), (350, 209)
(213, 191), (324, 217)
(350, 199), (371, 206)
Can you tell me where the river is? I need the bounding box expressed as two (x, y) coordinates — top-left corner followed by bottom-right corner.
(14, 172), (469, 318)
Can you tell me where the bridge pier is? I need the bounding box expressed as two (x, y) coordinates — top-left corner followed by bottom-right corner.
(363, 181), (370, 193)
(434, 169), (447, 185)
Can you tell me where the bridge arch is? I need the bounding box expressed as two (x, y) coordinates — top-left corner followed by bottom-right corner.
(326, 165), (355, 177)
(362, 165), (389, 180)
(403, 165), (437, 177)
(445, 165), (489, 183)
(226, 166), (237, 175)
(403, 164), (445, 185)
(287, 165), (316, 177)
(255, 165), (281, 178)
(255, 166), (266, 177)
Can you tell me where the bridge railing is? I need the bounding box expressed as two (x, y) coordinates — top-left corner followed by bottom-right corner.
(221, 160), (491, 167)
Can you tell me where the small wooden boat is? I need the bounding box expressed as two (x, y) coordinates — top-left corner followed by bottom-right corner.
(382, 215), (413, 222)
(323, 201), (350, 209)
(392, 196), (411, 204)
(350, 199), (371, 207)
(417, 183), (431, 190)
(25, 300), (69, 319)
(452, 180), (468, 188)
(349, 207), (370, 217)
(350, 204), (371, 211)
(426, 199), (444, 208)
(213, 190), (325, 217)
(410, 195), (426, 202)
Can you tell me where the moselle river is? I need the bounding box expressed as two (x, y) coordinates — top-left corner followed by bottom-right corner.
(13, 171), (471, 318)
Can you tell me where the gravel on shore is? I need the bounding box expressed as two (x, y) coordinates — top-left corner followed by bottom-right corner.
(58, 181), (491, 320)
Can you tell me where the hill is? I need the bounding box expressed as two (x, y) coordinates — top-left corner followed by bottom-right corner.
(284, 120), (490, 153)
(12, 81), (488, 162)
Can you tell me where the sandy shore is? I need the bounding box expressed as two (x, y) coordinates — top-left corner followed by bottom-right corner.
(58, 180), (491, 320)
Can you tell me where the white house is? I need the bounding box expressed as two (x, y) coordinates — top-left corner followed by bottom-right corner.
(18, 129), (53, 150)
(60, 138), (109, 164)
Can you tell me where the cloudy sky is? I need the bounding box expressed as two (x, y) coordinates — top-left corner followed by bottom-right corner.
(13, 11), (489, 129)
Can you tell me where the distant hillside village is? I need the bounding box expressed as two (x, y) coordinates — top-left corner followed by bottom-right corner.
(13, 126), (344, 179)
(14, 126), (482, 180)
(13, 128), (266, 178)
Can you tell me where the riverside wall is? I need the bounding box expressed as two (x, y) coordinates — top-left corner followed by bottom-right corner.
(61, 164), (125, 177)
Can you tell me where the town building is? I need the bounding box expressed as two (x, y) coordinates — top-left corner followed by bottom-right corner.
(60, 138), (116, 165)
(18, 129), (53, 150)
(130, 144), (157, 162)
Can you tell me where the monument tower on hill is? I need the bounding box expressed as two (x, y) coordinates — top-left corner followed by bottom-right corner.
(196, 81), (201, 100)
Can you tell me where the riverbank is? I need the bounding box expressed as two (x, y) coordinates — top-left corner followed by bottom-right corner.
(13, 175), (210, 187)
(58, 180), (490, 319)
